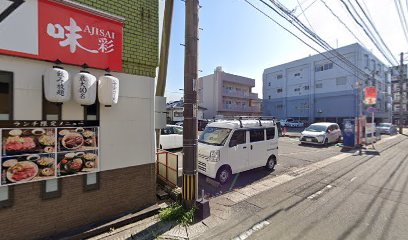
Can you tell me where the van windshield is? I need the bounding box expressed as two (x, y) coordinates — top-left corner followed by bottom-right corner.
(199, 127), (232, 146)
(305, 124), (327, 132)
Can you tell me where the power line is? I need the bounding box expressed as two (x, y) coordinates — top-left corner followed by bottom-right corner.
(265, 0), (369, 78)
(340, 0), (397, 65)
(320, 0), (366, 48)
(296, 0), (319, 17)
(354, 0), (398, 64)
(243, 0), (367, 80)
(346, 0), (396, 65)
(395, 0), (408, 44)
(296, 0), (315, 32)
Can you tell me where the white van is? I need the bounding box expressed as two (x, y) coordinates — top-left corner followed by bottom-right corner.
(197, 119), (278, 184)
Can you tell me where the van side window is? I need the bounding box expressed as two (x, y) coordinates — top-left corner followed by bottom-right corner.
(250, 129), (265, 142)
(229, 130), (246, 147)
(266, 128), (275, 140)
(161, 127), (173, 135)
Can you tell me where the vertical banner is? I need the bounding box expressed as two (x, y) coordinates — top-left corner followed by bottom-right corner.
(364, 87), (377, 105)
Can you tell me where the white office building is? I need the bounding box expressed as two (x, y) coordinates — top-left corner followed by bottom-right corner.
(263, 43), (392, 124)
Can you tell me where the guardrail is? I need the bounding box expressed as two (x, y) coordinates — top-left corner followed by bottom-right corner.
(156, 149), (179, 188)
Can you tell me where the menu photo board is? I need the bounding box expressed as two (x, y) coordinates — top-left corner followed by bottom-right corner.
(0, 121), (99, 186)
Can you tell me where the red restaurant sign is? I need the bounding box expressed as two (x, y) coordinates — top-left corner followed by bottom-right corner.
(364, 87), (377, 105)
(0, 0), (123, 71)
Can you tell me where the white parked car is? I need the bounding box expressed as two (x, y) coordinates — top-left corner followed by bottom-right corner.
(287, 121), (304, 128)
(160, 125), (183, 150)
(280, 118), (294, 127)
(197, 119), (279, 184)
(300, 122), (342, 145)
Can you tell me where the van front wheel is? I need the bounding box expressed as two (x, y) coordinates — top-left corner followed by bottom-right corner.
(216, 166), (232, 185)
(265, 156), (276, 171)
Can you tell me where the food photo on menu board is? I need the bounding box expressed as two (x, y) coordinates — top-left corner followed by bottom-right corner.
(2, 128), (56, 156)
(57, 150), (99, 176)
(57, 127), (98, 152)
(1, 153), (56, 185)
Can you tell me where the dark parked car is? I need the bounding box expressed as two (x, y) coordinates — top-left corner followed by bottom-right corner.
(376, 123), (397, 135)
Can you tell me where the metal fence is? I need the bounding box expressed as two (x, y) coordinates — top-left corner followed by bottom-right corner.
(156, 149), (179, 187)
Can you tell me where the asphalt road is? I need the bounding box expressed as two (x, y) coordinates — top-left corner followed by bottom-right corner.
(174, 136), (366, 198)
(196, 133), (408, 240)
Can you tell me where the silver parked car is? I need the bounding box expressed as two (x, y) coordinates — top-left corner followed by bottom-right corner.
(376, 123), (397, 135)
(300, 122), (342, 145)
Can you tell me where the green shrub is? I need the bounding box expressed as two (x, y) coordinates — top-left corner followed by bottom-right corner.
(158, 203), (196, 226)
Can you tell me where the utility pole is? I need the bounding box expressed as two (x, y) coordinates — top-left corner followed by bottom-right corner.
(399, 52), (404, 134)
(183, 0), (199, 209)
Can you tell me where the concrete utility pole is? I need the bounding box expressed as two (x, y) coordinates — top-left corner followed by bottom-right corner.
(399, 52), (404, 134)
(156, 0), (174, 148)
(183, 0), (199, 209)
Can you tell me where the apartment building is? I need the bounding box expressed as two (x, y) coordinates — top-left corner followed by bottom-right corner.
(390, 66), (408, 125)
(263, 43), (392, 124)
(198, 67), (261, 119)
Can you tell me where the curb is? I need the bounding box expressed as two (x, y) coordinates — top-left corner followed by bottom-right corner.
(51, 204), (163, 240)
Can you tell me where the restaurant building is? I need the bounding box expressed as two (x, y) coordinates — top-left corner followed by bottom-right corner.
(0, 0), (160, 239)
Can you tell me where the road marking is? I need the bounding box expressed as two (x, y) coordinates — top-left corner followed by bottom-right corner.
(232, 220), (270, 240)
(307, 185), (333, 200)
(350, 177), (357, 182)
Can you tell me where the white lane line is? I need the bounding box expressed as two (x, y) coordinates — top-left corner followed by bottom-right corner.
(307, 185), (333, 200)
(232, 220), (270, 240)
(350, 177), (357, 182)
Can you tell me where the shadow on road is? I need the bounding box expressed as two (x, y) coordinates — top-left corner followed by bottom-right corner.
(198, 167), (274, 198)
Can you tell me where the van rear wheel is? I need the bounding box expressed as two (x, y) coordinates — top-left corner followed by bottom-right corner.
(216, 166), (232, 185)
(265, 156), (276, 171)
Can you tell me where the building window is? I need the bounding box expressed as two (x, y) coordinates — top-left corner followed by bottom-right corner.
(316, 83), (323, 88)
(324, 63), (333, 70)
(83, 172), (100, 191)
(277, 88), (283, 93)
(0, 71), (13, 120)
(276, 74), (283, 79)
(294, 73), (300, 77)
(268, 82), (271, 87)
(268, 96), (271, 100)
(294, 88), (300, 92)
(0, 186), (13, 208)
(304, 85), (310, 90)
(41, 179), (62, 200)
(276, 104), (283, 109)
(364, 54), (369, 68)
(42, 76), (61, 120)
(336, 77), (347, 85)
(174, 111), (183, 117)
(84, 102), (99, 121)
(315, 63), (333, 72)
(371, 59), (376, 70)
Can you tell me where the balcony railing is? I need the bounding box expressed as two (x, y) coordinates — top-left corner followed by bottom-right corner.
(223, 89), (251, 98)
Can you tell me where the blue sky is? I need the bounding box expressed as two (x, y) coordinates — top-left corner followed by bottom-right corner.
(163, 0), (407, 102)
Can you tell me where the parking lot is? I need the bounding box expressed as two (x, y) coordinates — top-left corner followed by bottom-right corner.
(168, 133), (392, 198)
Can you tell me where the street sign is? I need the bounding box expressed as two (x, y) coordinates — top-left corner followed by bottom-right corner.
(367, 106), (377, 113)
(364, 87), (377, 105)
